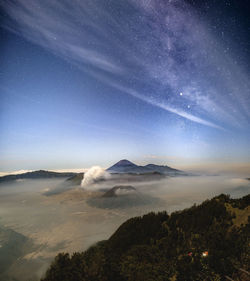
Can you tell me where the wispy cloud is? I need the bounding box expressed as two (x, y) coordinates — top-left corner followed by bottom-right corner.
(108, 82), (224, 130)
(2, 0), (249, 130)
(129, 0), (250, 128)
(2, 0), (124, 74)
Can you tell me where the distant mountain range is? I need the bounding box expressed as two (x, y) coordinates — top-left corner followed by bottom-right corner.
(0, 160), (186, 184)
(106, 159), (184, 175)
(0, 170), (77, 183)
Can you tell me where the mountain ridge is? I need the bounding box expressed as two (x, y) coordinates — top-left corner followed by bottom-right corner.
(107, 159), (183, 174)
(0, 170), (78, 183)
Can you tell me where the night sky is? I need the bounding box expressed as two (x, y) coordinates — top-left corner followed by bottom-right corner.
(0, 0), (250, 172)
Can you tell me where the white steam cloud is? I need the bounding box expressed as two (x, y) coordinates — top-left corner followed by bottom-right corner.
(81, 166), (110, 189)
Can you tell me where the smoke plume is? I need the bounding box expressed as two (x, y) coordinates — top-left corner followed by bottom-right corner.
(81, 166), (110, 188)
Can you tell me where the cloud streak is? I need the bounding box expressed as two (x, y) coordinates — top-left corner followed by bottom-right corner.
(109, 82), (223, 130)
(2, 0), (249, 130)
(2, 0), (124, 74)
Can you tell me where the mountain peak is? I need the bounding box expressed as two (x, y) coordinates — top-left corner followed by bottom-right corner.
(106, 159), (138, 173)
(115, 159), (136, 166)
(107, 159), (183, 174)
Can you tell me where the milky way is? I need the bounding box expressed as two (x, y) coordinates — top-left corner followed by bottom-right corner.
(0, 0), (250, 170)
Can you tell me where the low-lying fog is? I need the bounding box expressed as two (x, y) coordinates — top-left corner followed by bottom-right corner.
(0, 175), (249, 281)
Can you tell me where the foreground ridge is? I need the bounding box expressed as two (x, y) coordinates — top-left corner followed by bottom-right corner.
(41, 194), (250, 281)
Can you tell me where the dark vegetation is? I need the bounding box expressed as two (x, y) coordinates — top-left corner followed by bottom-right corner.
(41, 194), (250, 281)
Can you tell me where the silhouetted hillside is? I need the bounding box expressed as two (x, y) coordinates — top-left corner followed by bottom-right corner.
(41, 194), (250, 281)
(0, 170), (77, 183)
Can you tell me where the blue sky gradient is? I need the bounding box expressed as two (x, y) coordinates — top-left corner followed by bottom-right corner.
(0, 0), (250, 172)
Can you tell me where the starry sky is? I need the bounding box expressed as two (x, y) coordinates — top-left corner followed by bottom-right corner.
(0, 0), (250, 172)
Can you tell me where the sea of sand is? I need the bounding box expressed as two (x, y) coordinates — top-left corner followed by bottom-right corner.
(0, 175), (249, 281)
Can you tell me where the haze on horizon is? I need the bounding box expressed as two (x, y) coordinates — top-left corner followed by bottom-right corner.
(0, 159), (250, 178)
